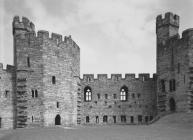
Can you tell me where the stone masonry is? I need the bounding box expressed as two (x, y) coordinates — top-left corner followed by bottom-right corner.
(0, 12), (192, 129)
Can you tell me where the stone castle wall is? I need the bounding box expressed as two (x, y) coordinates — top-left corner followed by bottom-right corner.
(156, 12), (193, 114)
(0, 12), (193, 129)
(0, 64), (14, 129)
(80, 74), (157, 125)
(12, 16), (80, 127)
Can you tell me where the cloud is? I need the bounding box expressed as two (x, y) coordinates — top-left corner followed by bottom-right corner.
(1, 0), (193, 75)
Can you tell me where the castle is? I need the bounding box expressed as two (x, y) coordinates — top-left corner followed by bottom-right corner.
(0, 12), (193, 129)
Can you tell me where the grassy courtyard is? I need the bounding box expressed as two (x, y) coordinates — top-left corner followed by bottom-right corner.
(0, 113), (193, 140)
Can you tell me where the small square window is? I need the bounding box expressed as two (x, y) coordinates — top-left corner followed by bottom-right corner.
(105, 94), (108, 99)
(57, 102), (59, 108)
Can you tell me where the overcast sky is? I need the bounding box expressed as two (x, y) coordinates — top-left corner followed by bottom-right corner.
(0, 0), (193, 77)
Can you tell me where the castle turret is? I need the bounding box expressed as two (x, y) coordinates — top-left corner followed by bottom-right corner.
(156, 12), (179, 44)
(12, 16), (35, 36)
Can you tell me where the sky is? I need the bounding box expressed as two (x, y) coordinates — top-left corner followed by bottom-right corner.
(0, 0), (193, 77)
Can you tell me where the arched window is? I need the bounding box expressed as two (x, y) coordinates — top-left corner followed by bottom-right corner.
(84, 86), (92, 102)
(120, 86), (128, 101)
(35, 90), (38, 98)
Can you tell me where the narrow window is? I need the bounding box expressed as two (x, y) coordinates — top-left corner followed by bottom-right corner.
(86, 116), (89, 123)
(113, 116), (116, 123)
(170, 79), (176, 92)
(105, 94), (108, 99)
(169, 80), (172, 92)
(5, 90), (9, 98)
(0, 117), (1, 128)
(52, 76), (56, 84)
(121, 115), (126, 123)
(149, 116), (153, 121)
(96, 116), (99, 123)
(120, 86), (128, 101)
(113, 94), (117, 99)
(137, 93), (141, 98)
(35, 90), (38, 98)
(130, 116), (134, 123)
(173, 79), (176, 91)
(32, 116), (34, 122)
(27, 57), (30, 67)
(132, 93), (135, 99)
(103, 116), (108, 123)
(145, 116), (148, 123)
(32, 90), (34, 98)
(160, 80), (165, 92)
(84, 86), (92, 102)
(56, 102), (59, 108)
(178, 63), (180, 73)
(97, 93), (100, 100)
(138, 115), (142, 123)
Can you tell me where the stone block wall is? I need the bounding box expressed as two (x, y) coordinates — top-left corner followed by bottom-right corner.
(80, 74), (157, 125)
(0, 64), (14, 129)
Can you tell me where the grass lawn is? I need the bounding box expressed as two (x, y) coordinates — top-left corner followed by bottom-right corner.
(0, 113), (193, 140)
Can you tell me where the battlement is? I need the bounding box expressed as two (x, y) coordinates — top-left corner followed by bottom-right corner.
(82, 73), (156, 81)
(0, 63), (15, 72)
(13, 16), (35, 35)
(156, 12), (179, 29)
(182, 28), (193, 39)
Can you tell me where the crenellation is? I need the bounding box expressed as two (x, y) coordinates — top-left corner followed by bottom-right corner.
(111, 74), (122, 81)
(1, 12), (193, 129)
(22, 17), (30, 26)
(97, 74), (108, 80)
(6, 65), (15, 72)
(156, 12), (179, 28)
(83, 74), (94, 81)
(37, 30), (49, 39)
(138, 73), (150, 81)
(125, 73), (135, 80)
(0, 63), (3, 70)
(51, 33), (63, 43)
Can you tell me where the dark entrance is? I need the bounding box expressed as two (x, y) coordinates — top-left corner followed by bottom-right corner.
(55, 114), (61, 125)
(169, 98), (176, 112)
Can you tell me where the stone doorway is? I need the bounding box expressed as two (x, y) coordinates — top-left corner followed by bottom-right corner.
(55, 114), (61, 125)
(169, 98), (176, 112)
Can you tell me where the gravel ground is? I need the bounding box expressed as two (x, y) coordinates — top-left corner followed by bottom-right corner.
(0, 113), (193, 140)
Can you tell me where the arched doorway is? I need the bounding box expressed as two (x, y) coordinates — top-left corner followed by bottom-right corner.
(169, 98), (176, 112)
(55, 114), (61, 125)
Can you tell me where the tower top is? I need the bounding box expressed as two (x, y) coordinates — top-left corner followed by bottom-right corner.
(156, 12), (179, 29)
(12, 16), (35, 35)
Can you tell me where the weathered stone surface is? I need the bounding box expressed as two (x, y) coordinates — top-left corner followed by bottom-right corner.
(80, 74), (157, 125)
(0, 12), (193, 129)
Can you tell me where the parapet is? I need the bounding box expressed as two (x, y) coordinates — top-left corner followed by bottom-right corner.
(13, 16), (35, 35)
(156, 12), (179, 29)
(83, 74), (94, 81)
(182, 28), (193, 39)
(81, 73), (155, 82)
(111, 74), (122, 81)
(6, 65), (15, 72)
(138, 73), (150, 81)
(97, 74), (108, 80)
